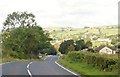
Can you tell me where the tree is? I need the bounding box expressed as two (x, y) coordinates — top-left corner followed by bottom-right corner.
(2, 26), (54, 58)
(86, 41), (92, 48)
(67, 45), (75, 53)
(75, 39), (86, 51)
(111, 38), (118, 45)
(84, 26), (90, 29)
(3, 11), (37, 32)
(59, 40), (75, 54)
(115, 42), (120, 49)
(2, 12), (54, 59)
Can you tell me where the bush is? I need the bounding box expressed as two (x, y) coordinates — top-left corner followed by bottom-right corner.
(67, 52), (118, 72)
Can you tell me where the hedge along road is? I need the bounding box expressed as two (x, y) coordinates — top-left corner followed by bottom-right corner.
(1, 55), (79, 77)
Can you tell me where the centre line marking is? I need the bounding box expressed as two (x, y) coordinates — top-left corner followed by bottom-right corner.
(27, 62), (33, 77)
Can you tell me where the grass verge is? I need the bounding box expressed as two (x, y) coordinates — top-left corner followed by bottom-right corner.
(1, 56), (44, 64)
(2, 57), (40, 63)
(57, 55), (118, 77)
(1, 54), (47, 63)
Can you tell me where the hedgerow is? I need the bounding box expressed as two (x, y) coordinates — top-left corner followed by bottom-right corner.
(68, 51), (118, 72)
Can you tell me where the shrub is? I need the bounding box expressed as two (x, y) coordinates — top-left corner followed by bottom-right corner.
(67, 52), (118, 72)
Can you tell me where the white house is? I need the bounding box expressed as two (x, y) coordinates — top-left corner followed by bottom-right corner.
(95, 45), (116, 54)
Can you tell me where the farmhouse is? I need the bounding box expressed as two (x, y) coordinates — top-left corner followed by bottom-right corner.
(94, 45), (116, 54)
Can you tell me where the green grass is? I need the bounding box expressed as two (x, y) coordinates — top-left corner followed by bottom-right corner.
(1, 54), (47, 63)
(101, 29), (118, 36)
(2, 57), (41, 63)
(1, 55), (46, 63)
(58, 55), (118, 77)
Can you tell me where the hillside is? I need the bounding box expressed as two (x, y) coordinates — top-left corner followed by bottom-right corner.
(43, 25), (118, 41)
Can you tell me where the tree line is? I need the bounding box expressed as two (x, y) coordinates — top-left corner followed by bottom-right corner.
(59, 39), (92, 54)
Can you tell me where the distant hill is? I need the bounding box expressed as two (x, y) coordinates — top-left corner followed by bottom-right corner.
(43, 25), (118, 41)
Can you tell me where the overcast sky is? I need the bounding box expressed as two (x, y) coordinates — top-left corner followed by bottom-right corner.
(0, 0), (119, 30)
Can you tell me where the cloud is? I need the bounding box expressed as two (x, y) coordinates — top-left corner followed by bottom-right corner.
(0, 0), (119, 30)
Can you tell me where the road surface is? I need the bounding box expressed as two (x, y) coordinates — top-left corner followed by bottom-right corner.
(1, 55), (79, 77)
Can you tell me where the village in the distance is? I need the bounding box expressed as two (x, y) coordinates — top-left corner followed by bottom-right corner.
(44, 25), (119, 55)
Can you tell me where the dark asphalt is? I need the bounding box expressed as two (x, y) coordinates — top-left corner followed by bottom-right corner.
(30, 56), (74, 75)
(1, 55), (79, 77)
(2, 62), (29, 75)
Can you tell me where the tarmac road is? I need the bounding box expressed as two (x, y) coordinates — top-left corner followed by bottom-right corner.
(1, 55), (79, 77)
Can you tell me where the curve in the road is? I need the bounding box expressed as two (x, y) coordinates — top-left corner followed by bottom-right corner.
(27, 55), (79, 77)
(2, 55), (79, 77)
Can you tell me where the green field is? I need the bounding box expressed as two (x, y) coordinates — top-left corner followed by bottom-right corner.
(44, 25), (118, 41)
(92, 42), (113, 46)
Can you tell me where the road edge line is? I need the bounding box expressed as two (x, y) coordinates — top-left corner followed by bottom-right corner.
(55, 61), (78, 76)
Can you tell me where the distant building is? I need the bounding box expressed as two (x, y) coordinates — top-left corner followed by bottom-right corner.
(94, 45), (116, 54)
(97, 38), (111, 42)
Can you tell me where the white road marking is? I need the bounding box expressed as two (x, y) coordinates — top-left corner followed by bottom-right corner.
(27, 62), (33, 77)
(29, 62), (32, 65)
(27, 64), (29, 68)
(44, 55), (48, 60)
(49, 56), (53, 61)
(44, 55), (52, 61)
(55, 61), (78, 76)
(27, 69), (32, 77)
